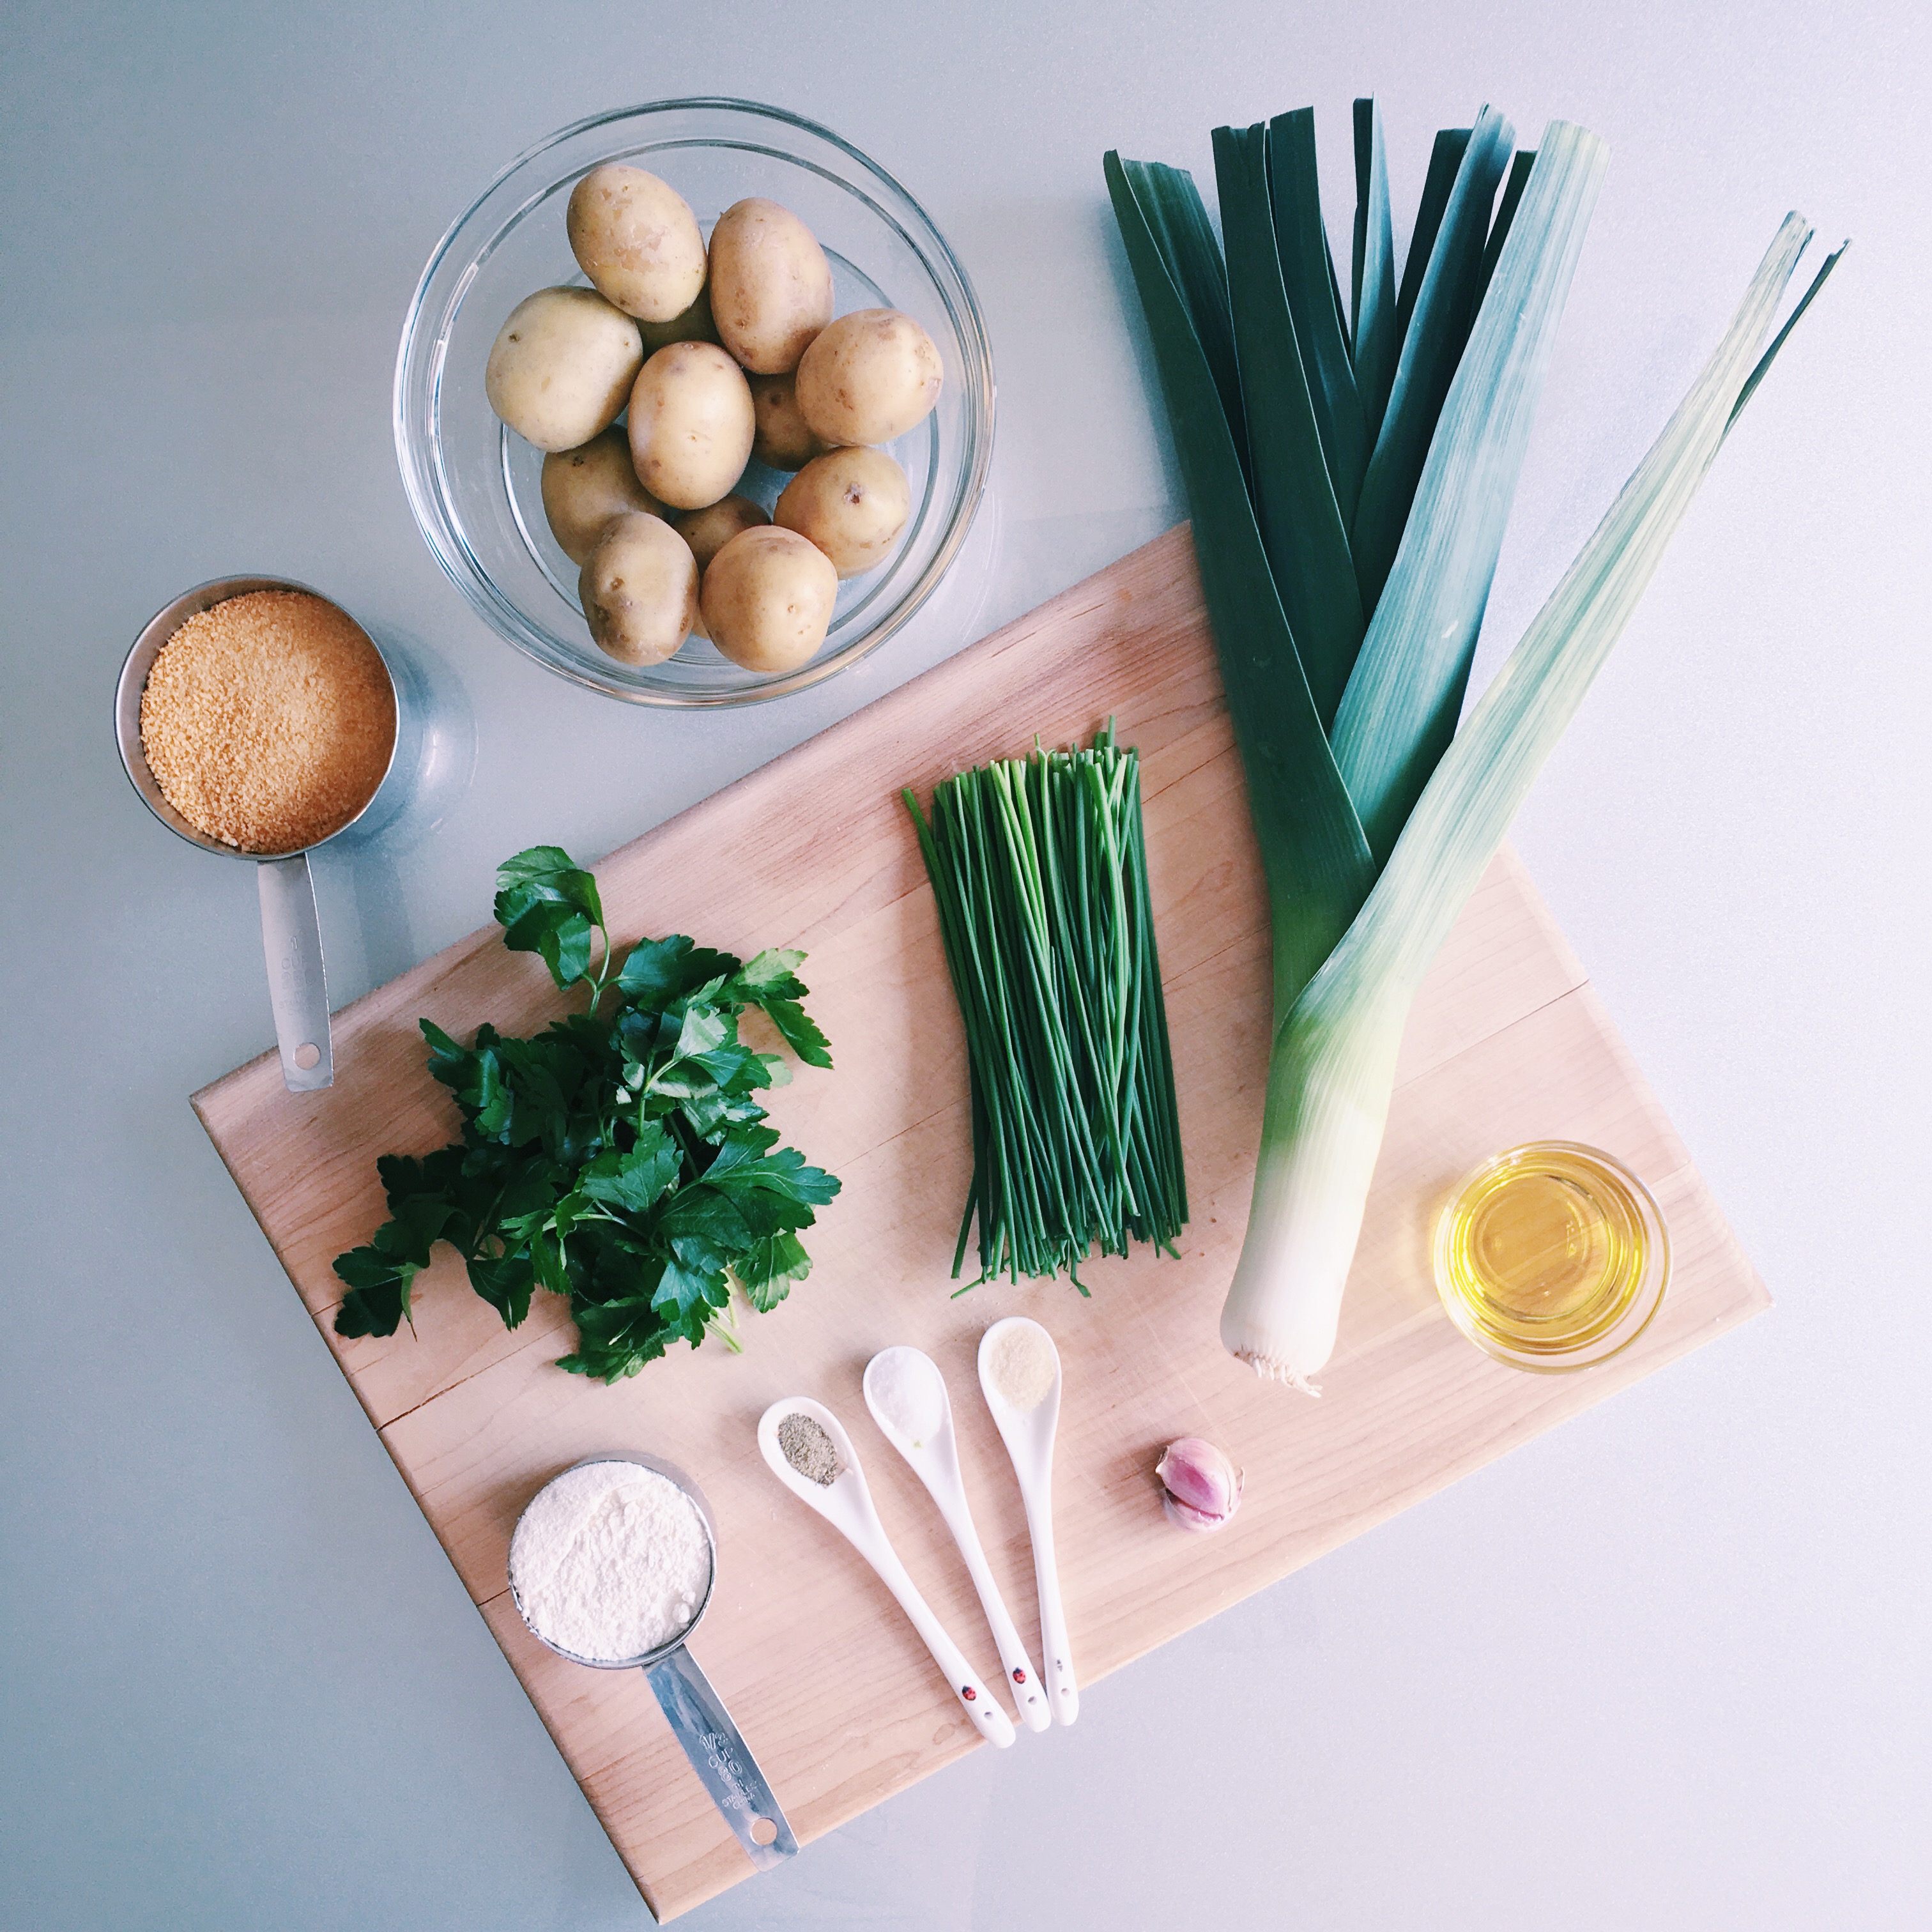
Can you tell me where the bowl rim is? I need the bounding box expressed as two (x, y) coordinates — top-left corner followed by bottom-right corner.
(393, 96), (995, 709)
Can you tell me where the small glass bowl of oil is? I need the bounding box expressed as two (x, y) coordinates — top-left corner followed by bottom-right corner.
(1432, 1142), (1669, 1372)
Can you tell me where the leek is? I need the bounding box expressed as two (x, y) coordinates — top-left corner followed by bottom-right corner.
(1105, 103), (1840, 1390)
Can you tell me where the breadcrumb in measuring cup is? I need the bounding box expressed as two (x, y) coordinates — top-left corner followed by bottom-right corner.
(138, 589), (395, 854)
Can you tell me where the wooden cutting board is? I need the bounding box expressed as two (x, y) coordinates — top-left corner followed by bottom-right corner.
(194, 526), (1767, 1922)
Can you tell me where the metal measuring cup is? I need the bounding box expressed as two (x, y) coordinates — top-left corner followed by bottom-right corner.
(507, 1453), (797, 1871)
(113, 575), (400, 1093)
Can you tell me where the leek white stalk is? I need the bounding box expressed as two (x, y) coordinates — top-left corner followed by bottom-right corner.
(1220, 986), (1407, 1389)
(1222, 215), (1815, 1387)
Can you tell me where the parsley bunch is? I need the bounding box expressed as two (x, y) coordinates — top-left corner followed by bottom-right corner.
(331, 847), (840, 1383)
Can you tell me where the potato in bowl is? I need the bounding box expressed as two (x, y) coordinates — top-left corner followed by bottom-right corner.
(408, 100), (993, 703)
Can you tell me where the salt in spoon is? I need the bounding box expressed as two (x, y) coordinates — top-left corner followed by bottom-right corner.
(757, 1396), (1015, 1749)
(863, 1347), (1051, 1733)
(978, 1318), (1078, 1726)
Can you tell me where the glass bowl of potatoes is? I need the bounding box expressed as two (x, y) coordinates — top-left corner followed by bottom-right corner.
(394, 98), (995, 707)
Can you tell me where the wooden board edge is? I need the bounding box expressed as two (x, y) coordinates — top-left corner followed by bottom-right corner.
(188, 1090), (532, 1636)
(187, 1086), (383, 1429)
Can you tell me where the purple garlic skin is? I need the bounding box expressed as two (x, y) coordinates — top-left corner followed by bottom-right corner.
(1156, 1436), (1243, 1533)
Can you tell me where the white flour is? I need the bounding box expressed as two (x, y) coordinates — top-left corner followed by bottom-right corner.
(509, 1461), (712, 1663)
(868, 1347), (946, 1447)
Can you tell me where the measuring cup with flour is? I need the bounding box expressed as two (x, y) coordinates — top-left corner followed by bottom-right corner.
(507, 1454), (796, 1870)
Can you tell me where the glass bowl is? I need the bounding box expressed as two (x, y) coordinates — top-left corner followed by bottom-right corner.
(394, 98), (995, 707)
(1431, 1141), (1671, 1373)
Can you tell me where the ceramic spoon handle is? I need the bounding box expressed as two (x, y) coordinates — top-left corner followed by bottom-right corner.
(940, 1496), (1050, 1733)
(866, 1538), (1015, 1749)
(1023, 1485), (1079, 1726)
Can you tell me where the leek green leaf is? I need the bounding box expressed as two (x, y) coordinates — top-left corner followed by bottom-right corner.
(1211, 123), (1366, 728)
(1105, 151), (1374, 1013)
(1321, 212), (1816, 1023)
(1353, 107), (1515, 614)
(1268, 109), (1370, 523)
(1475, 148), (1536, 314)
(1131, 159), (1250, 487)
(1333, 125), (1608, 862)
(1393, 128), (1470, 341)
(1324, 215), (1351, 354)
(1350, 98), (1399, 439)
(1729, 238), (1848, 427)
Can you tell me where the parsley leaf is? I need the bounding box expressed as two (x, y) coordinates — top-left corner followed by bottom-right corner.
(728, 948), (809, 1002)
(758, 997), (834, 1069)
(332, 847), (840, 1384)
(466, 1252), (535, 1328)
(578, 1126), (680, 1215)
(733, 1231), (814, 1312)
(618, 934), (740, 1005)
(494, 847), (608, 990)
(556, 1292), (674, 1381)
(727, 949), (834, 1068)
(332, 1248), (417, 1337)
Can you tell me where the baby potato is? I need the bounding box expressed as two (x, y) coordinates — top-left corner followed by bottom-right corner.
(776, 447), (909, 578)
(708, 198), (834, 375)
(701, 525), (839, 673)
(486, 288), (642, 452)
(638, 282), (719, 353)
(567, 165), (707, 323)
(671, 493), (767, 643)
(540, 427), (663, 565)
(627, 341), (756, 510)
(748, 372), (828, 471)
(579, 512), (698, 666)
(673, 493), (770, 574)
(795, 308), (943, 447)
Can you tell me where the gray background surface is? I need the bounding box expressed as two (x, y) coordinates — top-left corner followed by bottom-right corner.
(3, 3), (1926, 1928)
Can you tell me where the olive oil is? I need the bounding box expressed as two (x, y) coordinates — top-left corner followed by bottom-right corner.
(1432, 1142), (1669, 1370)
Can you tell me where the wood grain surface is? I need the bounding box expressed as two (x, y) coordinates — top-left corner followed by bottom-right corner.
(193, 525), (1769, 1922)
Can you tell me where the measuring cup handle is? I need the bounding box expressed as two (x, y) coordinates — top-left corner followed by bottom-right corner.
(645, 1645), (798, 1871)
(257, 854), (333, 1091)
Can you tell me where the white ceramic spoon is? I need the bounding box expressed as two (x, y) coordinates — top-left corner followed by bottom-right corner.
(978, 1318), (1078, 1726)
(863, 1347), (1051, 1734)
(757, 1396), (1015, 1749)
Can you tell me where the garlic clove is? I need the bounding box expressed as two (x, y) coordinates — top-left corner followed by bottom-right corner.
(1161, 1489), (1230, 1533)
(1155, 1436), (1243, 1532)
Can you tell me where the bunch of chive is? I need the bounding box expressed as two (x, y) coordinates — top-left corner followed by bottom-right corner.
(903, 725), (1186, 1290)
